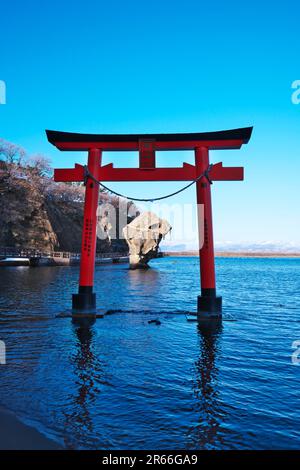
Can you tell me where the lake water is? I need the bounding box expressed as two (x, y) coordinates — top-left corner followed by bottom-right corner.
(0, 257), (300, 449)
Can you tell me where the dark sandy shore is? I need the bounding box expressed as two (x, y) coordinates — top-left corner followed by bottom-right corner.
(0, 406), (63, 450)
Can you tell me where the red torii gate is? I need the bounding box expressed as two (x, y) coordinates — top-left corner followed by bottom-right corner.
(46, 127), (252, 319)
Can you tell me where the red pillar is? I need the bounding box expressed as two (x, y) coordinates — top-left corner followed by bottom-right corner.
(72, 148), (101, 315)
(195, 147), (222, 317)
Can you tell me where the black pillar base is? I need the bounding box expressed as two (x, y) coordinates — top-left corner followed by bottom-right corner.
(72, 286), (96, 316)
(197, 288), (222, 319)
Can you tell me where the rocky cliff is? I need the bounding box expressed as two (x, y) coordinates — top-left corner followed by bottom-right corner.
(0, 164), (130, 253)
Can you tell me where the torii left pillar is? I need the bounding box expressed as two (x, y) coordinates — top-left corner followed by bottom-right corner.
(72, 148), (101, 316)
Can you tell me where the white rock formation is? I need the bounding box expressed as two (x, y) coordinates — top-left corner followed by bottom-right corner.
(122, 211), (171, 269)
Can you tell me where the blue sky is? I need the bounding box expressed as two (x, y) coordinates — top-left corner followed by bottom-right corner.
(0, 0), (299, 247)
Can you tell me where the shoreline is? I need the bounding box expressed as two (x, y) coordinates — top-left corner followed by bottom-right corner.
(0, 406), (63, 450)
(163, 251), (300, 258)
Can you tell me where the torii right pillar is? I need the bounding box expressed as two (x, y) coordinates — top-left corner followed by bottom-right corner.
(195, 146), (222, 318)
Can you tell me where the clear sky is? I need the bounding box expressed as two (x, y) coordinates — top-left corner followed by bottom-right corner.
(0, 0), (299, 248)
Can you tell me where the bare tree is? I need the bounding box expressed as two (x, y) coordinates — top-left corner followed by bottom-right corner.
(0, 139), (26, 166)
(27, 154), (52, 177)
(45, 180), (85, 203)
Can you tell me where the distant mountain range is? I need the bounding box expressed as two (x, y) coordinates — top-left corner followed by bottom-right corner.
(160, 240), (300, 253)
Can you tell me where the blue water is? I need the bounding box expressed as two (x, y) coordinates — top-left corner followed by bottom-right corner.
(0, 257), (300, 449)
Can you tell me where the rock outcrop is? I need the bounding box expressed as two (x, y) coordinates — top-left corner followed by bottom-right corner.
(123, 211), (171, 269)
(0, 176), (58, 251)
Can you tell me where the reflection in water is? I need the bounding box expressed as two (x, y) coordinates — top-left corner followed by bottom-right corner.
(190, 319), (225, 449)
(63, 320), (103, 449)
(127, 268), (161, 310)
(128, 268), (160, 290)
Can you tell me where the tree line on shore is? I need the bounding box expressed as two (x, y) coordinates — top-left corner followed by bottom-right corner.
(0, 138), (125, 207)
